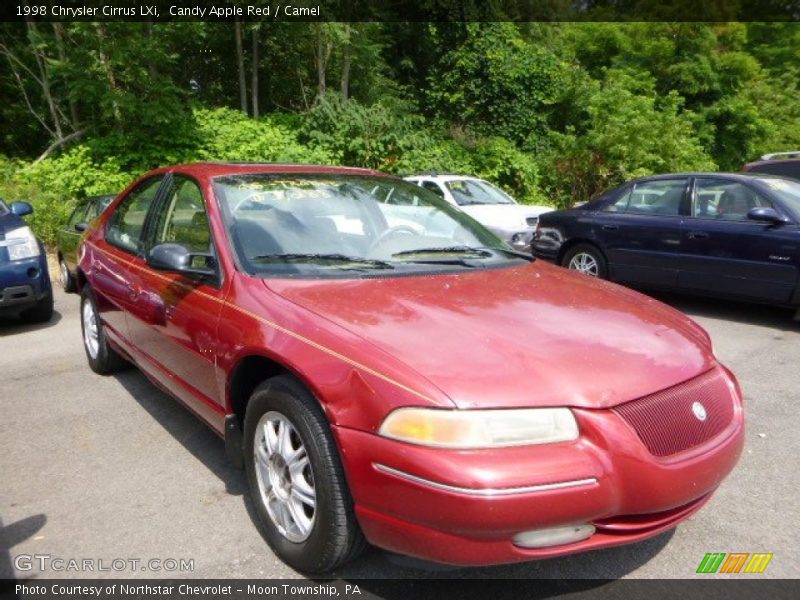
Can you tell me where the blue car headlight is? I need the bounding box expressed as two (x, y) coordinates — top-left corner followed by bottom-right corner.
(3, 226), (41, 261)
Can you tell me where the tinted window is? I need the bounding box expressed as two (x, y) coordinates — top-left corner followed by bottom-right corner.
(85, 195), (114, 222)
(67, 202), (89, 228)
(625, 179), (686, 216)
(153, 177), (212, 253)
(693, 179), (771, 221)
(756, 177), (800, 220)
(601, 187), (632, 212)
(106, 176), (164, 254)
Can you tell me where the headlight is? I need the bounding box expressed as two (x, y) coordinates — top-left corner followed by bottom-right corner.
(4, 226), (40, 261)
(378, 407), (579, 448)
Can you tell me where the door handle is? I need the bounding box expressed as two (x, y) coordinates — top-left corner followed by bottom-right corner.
(601, 225), (618, 231)
(127, 283), (141, 300)
(687, 231), (710, 239)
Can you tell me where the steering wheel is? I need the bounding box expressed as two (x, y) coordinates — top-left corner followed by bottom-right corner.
(368, 224), (419, 253)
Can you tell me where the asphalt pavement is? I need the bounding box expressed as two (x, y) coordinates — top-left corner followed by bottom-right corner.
(1, 285), (798, 579)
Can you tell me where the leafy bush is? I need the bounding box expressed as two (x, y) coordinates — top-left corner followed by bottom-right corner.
(0, 149), (130, 245)
(541, 69), (716, 207)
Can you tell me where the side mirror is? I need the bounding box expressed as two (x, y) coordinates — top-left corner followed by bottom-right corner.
(75, 222), (88, 232)
(146, 243), (216, 278)
(10, 201), (33, 217)
(747, 207), (788, 224)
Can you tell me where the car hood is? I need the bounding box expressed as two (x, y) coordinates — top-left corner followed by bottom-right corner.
(265, 262), (714, 410)
(460, 204), (552, 229)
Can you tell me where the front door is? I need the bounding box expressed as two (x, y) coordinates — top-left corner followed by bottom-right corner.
(679, 177), (800, 303)
(92, 175), (165, 344)
(124, 175), (226, 420)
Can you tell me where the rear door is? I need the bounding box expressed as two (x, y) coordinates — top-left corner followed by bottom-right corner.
(679, 177), (800, 303)
(124, 174), (226, 418)
(591, 178), (688, 288)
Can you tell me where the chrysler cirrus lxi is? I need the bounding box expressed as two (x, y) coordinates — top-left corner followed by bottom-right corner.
(76, 163), (744, 572)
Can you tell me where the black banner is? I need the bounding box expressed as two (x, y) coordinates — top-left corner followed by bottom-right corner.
(1, 579), (798, 600)
(1, 0), (800, 22)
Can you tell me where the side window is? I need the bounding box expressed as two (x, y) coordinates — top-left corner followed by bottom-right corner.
(153, 177), (212, 253)
(84, 199), (103, 222)
(626, 179), (686, 216)
(601, 187), (632, 212)
(422, 181), (445, 198)
(67, 202), (89, 228)
(106, 176), (164, 254)
(693, 179), (772, 221)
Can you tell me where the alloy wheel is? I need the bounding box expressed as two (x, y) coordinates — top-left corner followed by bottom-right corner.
(254, 411), (316, 542)
(568, 252), (599, 277)
(82, 299), (99, 359)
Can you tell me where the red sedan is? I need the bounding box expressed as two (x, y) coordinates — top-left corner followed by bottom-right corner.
(77, 163), (744, 572)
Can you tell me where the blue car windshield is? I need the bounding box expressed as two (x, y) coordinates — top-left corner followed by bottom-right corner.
(0, 200), (8, 216)
(757, 177), (800, 219)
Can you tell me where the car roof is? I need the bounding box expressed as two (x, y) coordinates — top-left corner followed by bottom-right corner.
(150, 162), (389, 179)
(404, 174), (483, 182)
(630, 172), (782, 184)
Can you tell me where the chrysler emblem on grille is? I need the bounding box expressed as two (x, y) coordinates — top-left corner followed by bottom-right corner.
(692, 402), (707, 422)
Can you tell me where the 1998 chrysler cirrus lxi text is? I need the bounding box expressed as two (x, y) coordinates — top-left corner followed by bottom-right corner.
(76, 163), (744, 573)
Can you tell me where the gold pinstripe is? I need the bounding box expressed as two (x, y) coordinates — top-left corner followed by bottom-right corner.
(84, 241), (438, 403)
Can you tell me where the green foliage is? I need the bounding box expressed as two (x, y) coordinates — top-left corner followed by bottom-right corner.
(427, 23), (571, 145)
(189, 107), (331, 164)
(299, 94), (424, 170)
(0, 148), (129, 245)
(3, 21), (800, 239)
(542, 69), (716, 207)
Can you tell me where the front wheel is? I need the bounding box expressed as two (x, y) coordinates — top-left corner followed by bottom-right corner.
(244, 375), (365, 573)
(562, 243), (608, 279)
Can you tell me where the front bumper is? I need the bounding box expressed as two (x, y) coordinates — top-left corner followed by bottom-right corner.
(333, 369), (744, 566)
(0, 255), (51, 314)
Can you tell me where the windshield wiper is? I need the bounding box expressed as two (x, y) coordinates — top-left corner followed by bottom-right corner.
(249, 253), (394, 269)
(392, 246), (494, 258)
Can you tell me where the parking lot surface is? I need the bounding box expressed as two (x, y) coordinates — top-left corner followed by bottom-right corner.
(1, 286), (798, 579)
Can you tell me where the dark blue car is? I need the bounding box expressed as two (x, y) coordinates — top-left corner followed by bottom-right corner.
(0, 198), (53, 322)
(532, 173), (800, 311)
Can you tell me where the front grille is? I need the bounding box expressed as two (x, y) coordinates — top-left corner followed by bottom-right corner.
(612, 368), (735, 457)
(525, 217), (539, 227)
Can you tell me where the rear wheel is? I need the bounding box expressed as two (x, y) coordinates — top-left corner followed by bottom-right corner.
(59, 258), (76, 293)
(20, 292), (53, 323)
(244, 375), (365, 573)
(562, 243), (608, 279)
(81, 288), (126, 374)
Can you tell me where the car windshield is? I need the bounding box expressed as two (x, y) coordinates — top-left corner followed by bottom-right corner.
(445, 179), (516, 206)
(0, 200), (8, 216)
(213, 174), (528, 277)
(756, 177), (800, 219)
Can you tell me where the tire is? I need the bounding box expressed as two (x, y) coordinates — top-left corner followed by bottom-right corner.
(80, 287), (126, 375)
(59, 257), (76, 293)
(562, 243), (608, 279)
(244, 375), (366, 573)
(20, 291), (53, 323)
